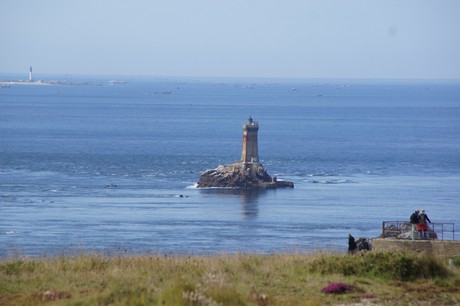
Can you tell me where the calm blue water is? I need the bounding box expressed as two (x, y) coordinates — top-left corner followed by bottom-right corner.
(1, 76), (460, 257)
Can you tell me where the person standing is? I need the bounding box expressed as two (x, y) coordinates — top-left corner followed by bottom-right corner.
(348, 234), (357, 254)
(409, 209), (419, 240)
(418, 209), (432, 239)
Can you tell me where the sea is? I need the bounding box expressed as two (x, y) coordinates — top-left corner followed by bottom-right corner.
(1, 75), (459, 258)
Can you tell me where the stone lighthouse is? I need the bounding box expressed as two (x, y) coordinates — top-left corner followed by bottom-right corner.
(197, 117), (294, 189)
(241, 116), (259, 163)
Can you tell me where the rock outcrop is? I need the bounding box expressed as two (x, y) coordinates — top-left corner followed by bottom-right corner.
(197, 117), (294, 189)
(197, 162), (294, 189)
(382, 222), (437, 240)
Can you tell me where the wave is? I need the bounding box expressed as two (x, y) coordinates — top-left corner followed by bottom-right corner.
(305, 170), (344, 177)
(312, 179), (353, 184)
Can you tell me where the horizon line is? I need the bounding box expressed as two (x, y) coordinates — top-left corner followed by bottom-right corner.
(1, 71), (460, 83)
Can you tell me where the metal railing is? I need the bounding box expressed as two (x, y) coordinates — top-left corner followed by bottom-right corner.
(382, 221), (455, 240)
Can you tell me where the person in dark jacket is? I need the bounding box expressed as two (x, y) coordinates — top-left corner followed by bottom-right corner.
(410, 209), (419, 240)
(348, 234), (357, 254)
(418, 209), (432, 239)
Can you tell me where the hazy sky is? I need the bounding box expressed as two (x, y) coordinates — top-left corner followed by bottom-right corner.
(2, 0), (460, 79)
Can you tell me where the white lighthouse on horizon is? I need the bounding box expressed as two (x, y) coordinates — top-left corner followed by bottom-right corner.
(28, 66), (33, 82)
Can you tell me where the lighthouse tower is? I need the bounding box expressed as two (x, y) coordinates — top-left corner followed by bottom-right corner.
(241, 117), (259, 163)
(28, 66), (33, 82)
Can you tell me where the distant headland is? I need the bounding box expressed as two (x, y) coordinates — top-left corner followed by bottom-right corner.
(197, 117), (294, 189)
(0, 66), (126, 87)
(0, 66), (48, 86)
(0, 79), (110, 87)
(0, 80), (51, 86)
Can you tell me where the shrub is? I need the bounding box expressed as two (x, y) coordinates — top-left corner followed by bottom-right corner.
(309, 252), (450, 281)
(450, 257), (460, 267)
(0, 260), (37, 276)
(157, 279), (196, 306)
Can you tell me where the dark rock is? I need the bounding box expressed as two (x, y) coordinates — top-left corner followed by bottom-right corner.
(197, 162), (294, 189)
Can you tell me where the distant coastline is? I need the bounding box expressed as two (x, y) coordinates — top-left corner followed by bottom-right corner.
(0, 79), (125, 87)
(0, 80), (50, 86)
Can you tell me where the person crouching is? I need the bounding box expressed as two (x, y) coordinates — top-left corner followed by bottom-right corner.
(348, 234), (357, 254)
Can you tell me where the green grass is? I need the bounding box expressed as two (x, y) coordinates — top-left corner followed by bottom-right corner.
(0, 252), (459, 305)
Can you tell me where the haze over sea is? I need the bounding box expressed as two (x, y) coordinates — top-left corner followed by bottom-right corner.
(1, 75), (459, 258)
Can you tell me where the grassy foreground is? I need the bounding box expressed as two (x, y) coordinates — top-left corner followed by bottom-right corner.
(1, 252), (459, 305)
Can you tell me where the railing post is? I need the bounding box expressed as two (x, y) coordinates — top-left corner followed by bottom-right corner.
(382, 221), (385, 239)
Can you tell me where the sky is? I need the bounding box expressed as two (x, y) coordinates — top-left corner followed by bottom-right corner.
(1, 0), (460, 79)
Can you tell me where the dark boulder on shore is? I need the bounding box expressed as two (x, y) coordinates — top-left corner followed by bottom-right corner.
(197, 162), (294, 189)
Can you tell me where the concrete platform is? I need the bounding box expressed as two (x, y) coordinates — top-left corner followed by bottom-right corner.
(372, 238), (460, 257)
